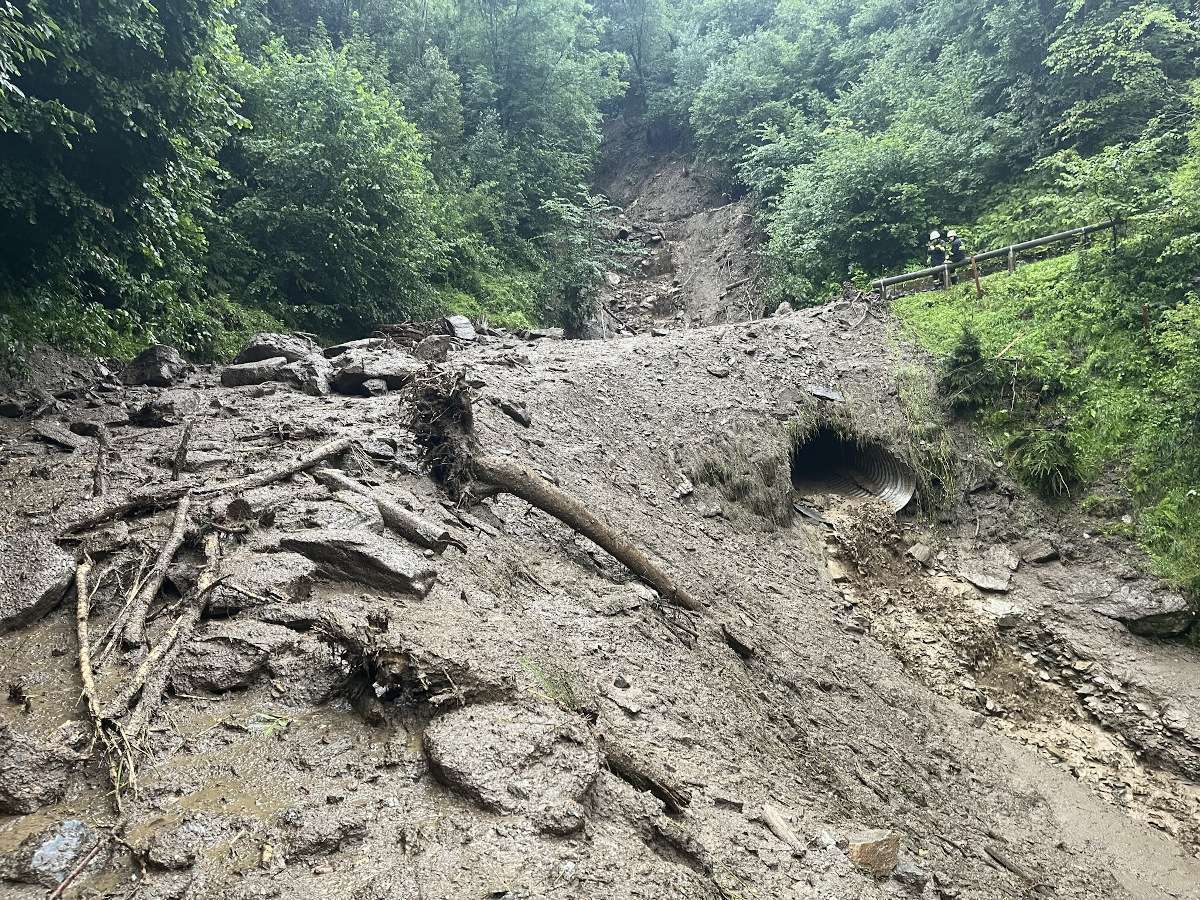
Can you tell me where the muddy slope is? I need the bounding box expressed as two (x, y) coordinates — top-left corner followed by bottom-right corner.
(0, 309), (1194, 899)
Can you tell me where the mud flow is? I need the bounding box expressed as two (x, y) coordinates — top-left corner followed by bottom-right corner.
(790, 425), (916, 512)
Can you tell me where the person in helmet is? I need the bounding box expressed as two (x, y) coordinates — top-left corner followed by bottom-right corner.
(927, 230), (947, 287)
(947, 230), (966, 284)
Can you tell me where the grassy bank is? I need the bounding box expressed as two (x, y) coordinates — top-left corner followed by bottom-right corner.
(893, 251), (1200, 596)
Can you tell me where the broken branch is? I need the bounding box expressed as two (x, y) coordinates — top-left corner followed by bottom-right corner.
(171, 417), (194, 481)
(199, 436), (353, 496)
(314, 468), (461, 551)
(62, 482), (191, 535)
(122, 492), (192, 648)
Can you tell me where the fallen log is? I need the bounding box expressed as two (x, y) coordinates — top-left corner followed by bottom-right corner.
(411, 369), (702, 613)
(198, 436), (353, 496)
(171, 417), (194, 481)
(600, 735), (692, 815)
(62, 483), (192, 535)
(314, 468), (461, 552)
(92, 427), (111, 498)
(122, 493), (192, 647)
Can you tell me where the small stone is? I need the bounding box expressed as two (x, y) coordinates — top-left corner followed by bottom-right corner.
(960, 569), (1011, 593)
(362, 378), (389, 397)
(706, 366), (730, 378)
(1016, 538), (1059, 563)
(847, 829), (899, 878)
(613, 674), (631, 690)
(604, 272), (621, 287)
(906, 543), (933, 565)
(0, 819), (100, 887)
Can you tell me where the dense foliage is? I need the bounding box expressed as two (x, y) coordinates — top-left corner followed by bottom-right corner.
(0, 0), (623, 354)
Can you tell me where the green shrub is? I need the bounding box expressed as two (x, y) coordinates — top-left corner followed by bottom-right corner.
(1007, 424), (1080, 498)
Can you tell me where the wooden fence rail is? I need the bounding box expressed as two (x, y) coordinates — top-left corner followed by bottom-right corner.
(871, 220), (1118, 298)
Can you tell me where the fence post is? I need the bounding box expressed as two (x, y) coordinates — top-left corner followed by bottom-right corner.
(1111, 223), (1118, 250)
(942, 264), (951, 289)
(972, 256), (982, 298)
(1007, 247), (1016, 274)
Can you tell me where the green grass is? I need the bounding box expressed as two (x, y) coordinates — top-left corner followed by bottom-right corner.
(893, 251), (1200, 595)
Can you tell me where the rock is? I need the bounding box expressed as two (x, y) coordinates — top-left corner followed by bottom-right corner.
(0, 397), (27, 418)
(960, 569), (1011, 593)
(847, 829), (900, 878)
(1094, 587), (1194, 637)
(604, 272), (621, 287)
(322, 337), (386, 359)
(413, 334), (452, 362)
(362, 378), (389, 397)
(893, 860), (929, 892)
(1016, 538), (1059, 563)
(497, 398), (531, 427)
(128, 395), (189, 427)
(0, 819), (100, 887)
(280, 355), (333, 397)
(233, 332), (317, 365)
(123, 345), (190, 387)
(30, 419), (87, 452)
(174, 620), (300, 694)
(0, 725), (78, 814)
(221, 356), (289, 389)
(423, 702), (599, 834)
(906, 543), (933, 565)
(983, 598), (1024, 629)
(773, 301), (793, 316)
(444, 315), (477, 341)
(0, 531), (75, 633)
(806, 384), (845, 403)
(330, 349), (425, 395)
(280, 529), (437, 596)
(207, 551), (319, 615)
(68, 407), (130, 435)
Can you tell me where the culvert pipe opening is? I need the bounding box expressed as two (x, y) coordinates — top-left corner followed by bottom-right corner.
(790, 426), (917, 513)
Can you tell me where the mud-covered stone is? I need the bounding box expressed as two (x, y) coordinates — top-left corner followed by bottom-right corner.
(221, 357), (288, 389)
(847, 829), (899, 877)
(330, 349), (424, 395)
(0, 531), (74, 633)
(1094, 587), (1194, 637)
(145, 815), (231, 870)
(413, 334), (452, 362)
(280, 529), (436, 595)
(207, 551), (319, 615)
(0, 819), (101, 887)
(362, 378), (389, 397)
(424, 703), (599, 833)
(129, 392), (196, 427)
(31, 419), (87, 451)
(233, 332), (318, 365)
(123, 345), (190, 387)
(444, 314), (476, 341)
(174, 620), (300, 694)
(0, 724), (78, 814)
(323, 337), (386, 359)
(278, 805), (368, 859)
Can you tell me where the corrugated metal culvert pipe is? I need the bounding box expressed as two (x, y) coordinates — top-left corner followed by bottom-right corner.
(790, 426), (917, 513)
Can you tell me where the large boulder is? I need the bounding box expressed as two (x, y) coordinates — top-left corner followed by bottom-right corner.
(0, 725), (78, 814)
(280, 529), (436, 596)
(220, 356), (288, 388)
(443, 315), (477, 342)
(0, 531), (75, 633)
(1094, 587), (1195, 637)
(233, 332), (317, 365)
(122, 345), (190, 387)
(280, 355), (333, 397)
(330, 348), (425, 396)
(423, 702), (599, 835)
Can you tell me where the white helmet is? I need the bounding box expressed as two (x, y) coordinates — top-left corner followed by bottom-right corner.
(947, 230), (958, 239)
(930, 230), (940, 240)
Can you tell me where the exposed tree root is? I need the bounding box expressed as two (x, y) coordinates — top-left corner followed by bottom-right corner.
(410, 368), (702, 613)
(122, 493), (192, 647)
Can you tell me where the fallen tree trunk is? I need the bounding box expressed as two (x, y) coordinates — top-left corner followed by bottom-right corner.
(122, 493), (192, 647)
(314, 468), (461, 552)
(472, 453), (702, 611)
(92, 427), (111, 498)
(199, 436), (353, 496)
(410, 369), (702, 613)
